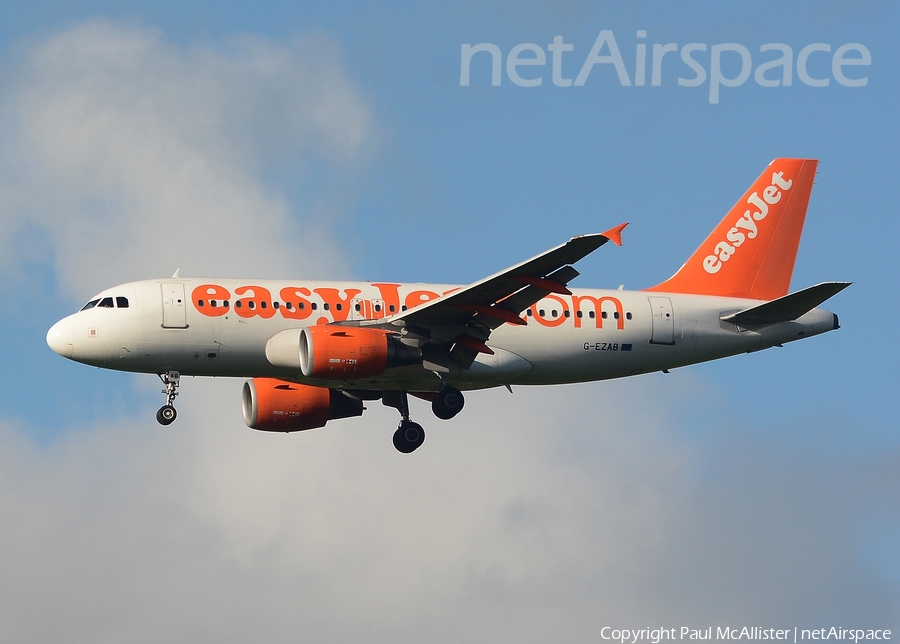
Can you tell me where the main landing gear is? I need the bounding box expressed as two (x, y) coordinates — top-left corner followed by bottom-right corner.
(393, 419), (425, 454)
(156, 370), (180, 425)
(383, 391), (424, 454)
(383, 385), (466, 453)
(432, 385), (465, 420)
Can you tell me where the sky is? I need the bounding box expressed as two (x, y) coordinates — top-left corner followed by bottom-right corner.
(0, 1), (898, 642)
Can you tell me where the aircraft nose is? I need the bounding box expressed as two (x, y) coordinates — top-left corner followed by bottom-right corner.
(47, 317), (75, 358)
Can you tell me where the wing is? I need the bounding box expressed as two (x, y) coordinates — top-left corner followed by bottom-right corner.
(357, 223), (627, 371)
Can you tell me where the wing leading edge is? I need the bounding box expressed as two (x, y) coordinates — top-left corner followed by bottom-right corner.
(358, 223), (627, 370)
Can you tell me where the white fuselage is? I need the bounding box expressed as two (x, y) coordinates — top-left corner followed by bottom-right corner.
(46, 277), (838, 392)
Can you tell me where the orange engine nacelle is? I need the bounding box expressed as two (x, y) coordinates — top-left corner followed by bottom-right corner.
(242, 378), (363, 432)
(299, 326), (390, 379)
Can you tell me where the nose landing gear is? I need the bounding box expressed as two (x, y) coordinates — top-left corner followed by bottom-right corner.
(156, 371), (180, 425)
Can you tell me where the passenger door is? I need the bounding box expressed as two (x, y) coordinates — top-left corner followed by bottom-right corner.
(161, 283), (188, 329)
(648, 296), (675, 345)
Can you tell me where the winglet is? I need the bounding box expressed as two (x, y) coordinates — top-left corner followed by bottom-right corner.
(601, 222), (628, 247)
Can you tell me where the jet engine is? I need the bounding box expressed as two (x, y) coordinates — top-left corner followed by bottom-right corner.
(242, 378), (363, 432)
(266, 326), (421, 380)
(300, 326), (390, 379)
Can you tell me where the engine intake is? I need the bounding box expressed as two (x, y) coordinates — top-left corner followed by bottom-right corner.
(242, 378), (363, 432)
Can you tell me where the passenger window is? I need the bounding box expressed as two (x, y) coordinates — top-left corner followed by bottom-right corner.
(80, 299), (100, 311)
(389, 305), (396, 313)
(626, 312), (632, 320)
(323, 303), (330, 311)
(589, 311), (595, 319)
(614, 311), (620, 319)
(311, 303), (317, 311)
(98, 297), (114, 308)
(601, 311), (608, 319)
(336, 303), (342, 311)
(576, 311), (583, 318)
(116, 297), (129, 308)
(374, 304), (381, 312)
(355, 304), (361, 312)
(564, 310), (570, 318)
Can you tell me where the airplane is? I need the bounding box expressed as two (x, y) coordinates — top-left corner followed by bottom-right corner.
(46, 158), (849, 453)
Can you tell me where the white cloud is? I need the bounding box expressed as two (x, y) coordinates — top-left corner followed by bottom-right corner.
(0, 19), (372, 299)
(0, 378), (677, 642)
(0, 375), (896, 643)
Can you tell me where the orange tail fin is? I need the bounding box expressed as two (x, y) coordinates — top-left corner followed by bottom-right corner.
(647, 158), (818, 301)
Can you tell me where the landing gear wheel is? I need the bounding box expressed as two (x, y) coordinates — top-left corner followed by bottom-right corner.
(432, 386), (464, 420)
(393, 421), (425, 453)
(156, 405), (177, 425)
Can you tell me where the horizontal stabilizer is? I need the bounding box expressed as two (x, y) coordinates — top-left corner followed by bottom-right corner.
(721, 282), (851, 326)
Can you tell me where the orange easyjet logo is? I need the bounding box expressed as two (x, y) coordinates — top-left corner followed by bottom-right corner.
(190, 284), (627, 330)
(703, 170), (793, 274)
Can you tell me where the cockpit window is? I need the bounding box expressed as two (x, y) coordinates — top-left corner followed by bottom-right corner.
(98, 297), (114, 308)
(116, 297), (129, 308)
(80, 299), (100, 311)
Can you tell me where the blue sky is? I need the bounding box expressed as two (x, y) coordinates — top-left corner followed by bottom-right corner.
(0, 2), (897, 641)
